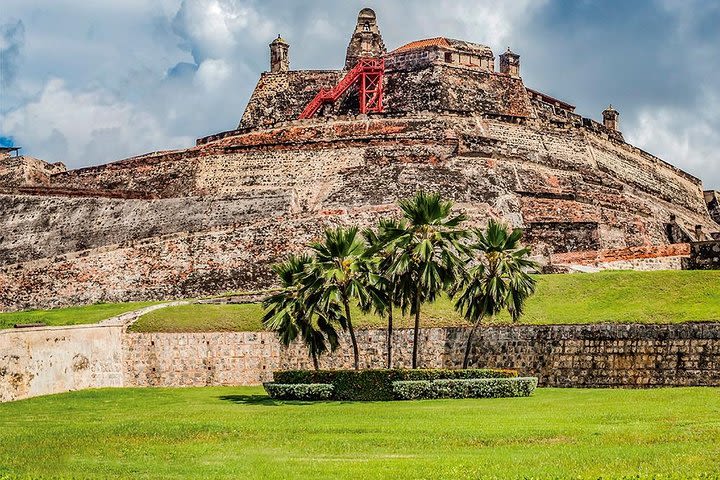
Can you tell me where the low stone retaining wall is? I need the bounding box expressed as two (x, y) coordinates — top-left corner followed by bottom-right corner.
(3, 320), (720, 402)
(123, 323), (720, 389)
(0, 323), (124, 402)
(0, 303), (187, 402)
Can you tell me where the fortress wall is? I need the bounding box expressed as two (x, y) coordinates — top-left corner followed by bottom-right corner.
(589, 136), (707, 214)
(686, 241), (720, 270)
(0, 116), (716, 309)
(0, 207), (398, 311)
(0, 156), (66, 187)
(49, 149), (202, 197)
(384, 66), (533, 117)
(0, 192), (293, 265)
(240, 71), (343, 129)
(122, 324), (720, 389)
(0, 323), (124, 403)
(240, 65), (534, 129)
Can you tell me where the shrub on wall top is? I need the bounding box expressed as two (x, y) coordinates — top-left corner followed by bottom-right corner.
(272, 368), (519, 401)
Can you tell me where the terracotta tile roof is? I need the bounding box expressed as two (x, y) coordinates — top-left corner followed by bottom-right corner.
(391, 37), (451, 53)
(390, 37), (494, 56)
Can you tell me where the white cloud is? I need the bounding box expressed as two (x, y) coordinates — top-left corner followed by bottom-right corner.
(172, 0), (275, 63)
(625, 90), (720, 189)
(372, 0), (548, 52)
(195, 58), (232, 90)
(1, 79), (193, 165)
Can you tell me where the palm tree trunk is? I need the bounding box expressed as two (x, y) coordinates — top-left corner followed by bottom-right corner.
(387, 295), (393, 369)
(343, 297), (360, 370)
(311, 349), (319, 371)
(411, 287), (421, 369)
(462, 317), (483, 369)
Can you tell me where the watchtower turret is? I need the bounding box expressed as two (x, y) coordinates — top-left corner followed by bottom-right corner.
(269, 35), (289, 73)
(345, 8), (386, 69)
(499, 47), (520, 77)
(602, 105), (620, 131)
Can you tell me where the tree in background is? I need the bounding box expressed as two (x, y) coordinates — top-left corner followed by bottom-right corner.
(303, 227), (377, 370)
(262, 254), (342, 370)
(454, 219), (539, 369)
(363, 218), (412, 369)
(384, 191), (469, 368)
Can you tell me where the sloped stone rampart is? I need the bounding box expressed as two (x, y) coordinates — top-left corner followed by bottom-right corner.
(0, 116), (716, 310)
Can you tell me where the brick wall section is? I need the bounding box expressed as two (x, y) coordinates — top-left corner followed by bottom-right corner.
(122, 324), (720, 389)
(550, 244), (690, 266)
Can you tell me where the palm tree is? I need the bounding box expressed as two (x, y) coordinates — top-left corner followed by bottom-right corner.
(454, 219), (539, 369)
(303, 226), (376, 370)
(363, 218), (409, 369)
(262, 254), (341, 370)
(385, 192), (469, 369)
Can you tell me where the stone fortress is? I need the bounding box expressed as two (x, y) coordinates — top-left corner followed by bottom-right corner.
(0, 8), (719, 312)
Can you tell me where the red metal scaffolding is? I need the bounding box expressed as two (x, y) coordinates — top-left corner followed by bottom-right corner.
(299, 58), (385, 119)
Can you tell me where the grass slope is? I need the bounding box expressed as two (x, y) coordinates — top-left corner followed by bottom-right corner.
(132, 270), (720, 332)
(1, 387), (719, 479)
(0, 302), (159, 330)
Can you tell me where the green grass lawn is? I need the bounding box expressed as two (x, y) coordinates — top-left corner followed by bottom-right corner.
(1, 387), (719, 479)
(0, 301), (160, 330)
(131, 270), (720, 332)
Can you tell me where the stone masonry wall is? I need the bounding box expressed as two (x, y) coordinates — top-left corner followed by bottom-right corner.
(123, 323), (720, 389)
(0, 191), (292, 265)
(0, 323), (124, 402)
(686, 241), (720, 270)
(4, 322), (720, 402)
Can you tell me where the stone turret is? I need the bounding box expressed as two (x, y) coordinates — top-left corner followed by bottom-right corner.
(269, 35), (289, 73)
(499, 47), (520, 77)
(602, 105), (620, 131)
(345, 8), (386, 69)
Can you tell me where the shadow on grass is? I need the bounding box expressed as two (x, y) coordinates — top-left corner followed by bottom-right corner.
(217, 395), (330, 406)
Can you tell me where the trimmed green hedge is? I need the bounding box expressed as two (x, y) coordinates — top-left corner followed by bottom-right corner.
(393, 377), (538, 400)
(263, 383), (334, 401)
(272, 369), (518, 401)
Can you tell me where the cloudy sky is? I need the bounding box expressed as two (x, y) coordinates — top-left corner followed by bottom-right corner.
(1, 0), (719, 189)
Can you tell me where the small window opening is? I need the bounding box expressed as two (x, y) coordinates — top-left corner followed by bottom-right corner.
(363, 22), (371, 32)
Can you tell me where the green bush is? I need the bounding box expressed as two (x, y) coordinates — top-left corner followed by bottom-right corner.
(263, 383), (334, 401)
(391, 381), (432, 400)
(392, 377), (538, 400)
(272, 369), (518, 401)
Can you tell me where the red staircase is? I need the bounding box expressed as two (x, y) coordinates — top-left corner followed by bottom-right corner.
(299, 58), (385, 119)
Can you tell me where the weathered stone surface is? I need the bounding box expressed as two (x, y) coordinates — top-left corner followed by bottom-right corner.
(0, 155), (66, 187)
(706, 191), (720, 225)
(0, 323), (124, 402)
(0, 113), (717, 310)
(685, 241), (720, 270)
(124, 324), (720, 389)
